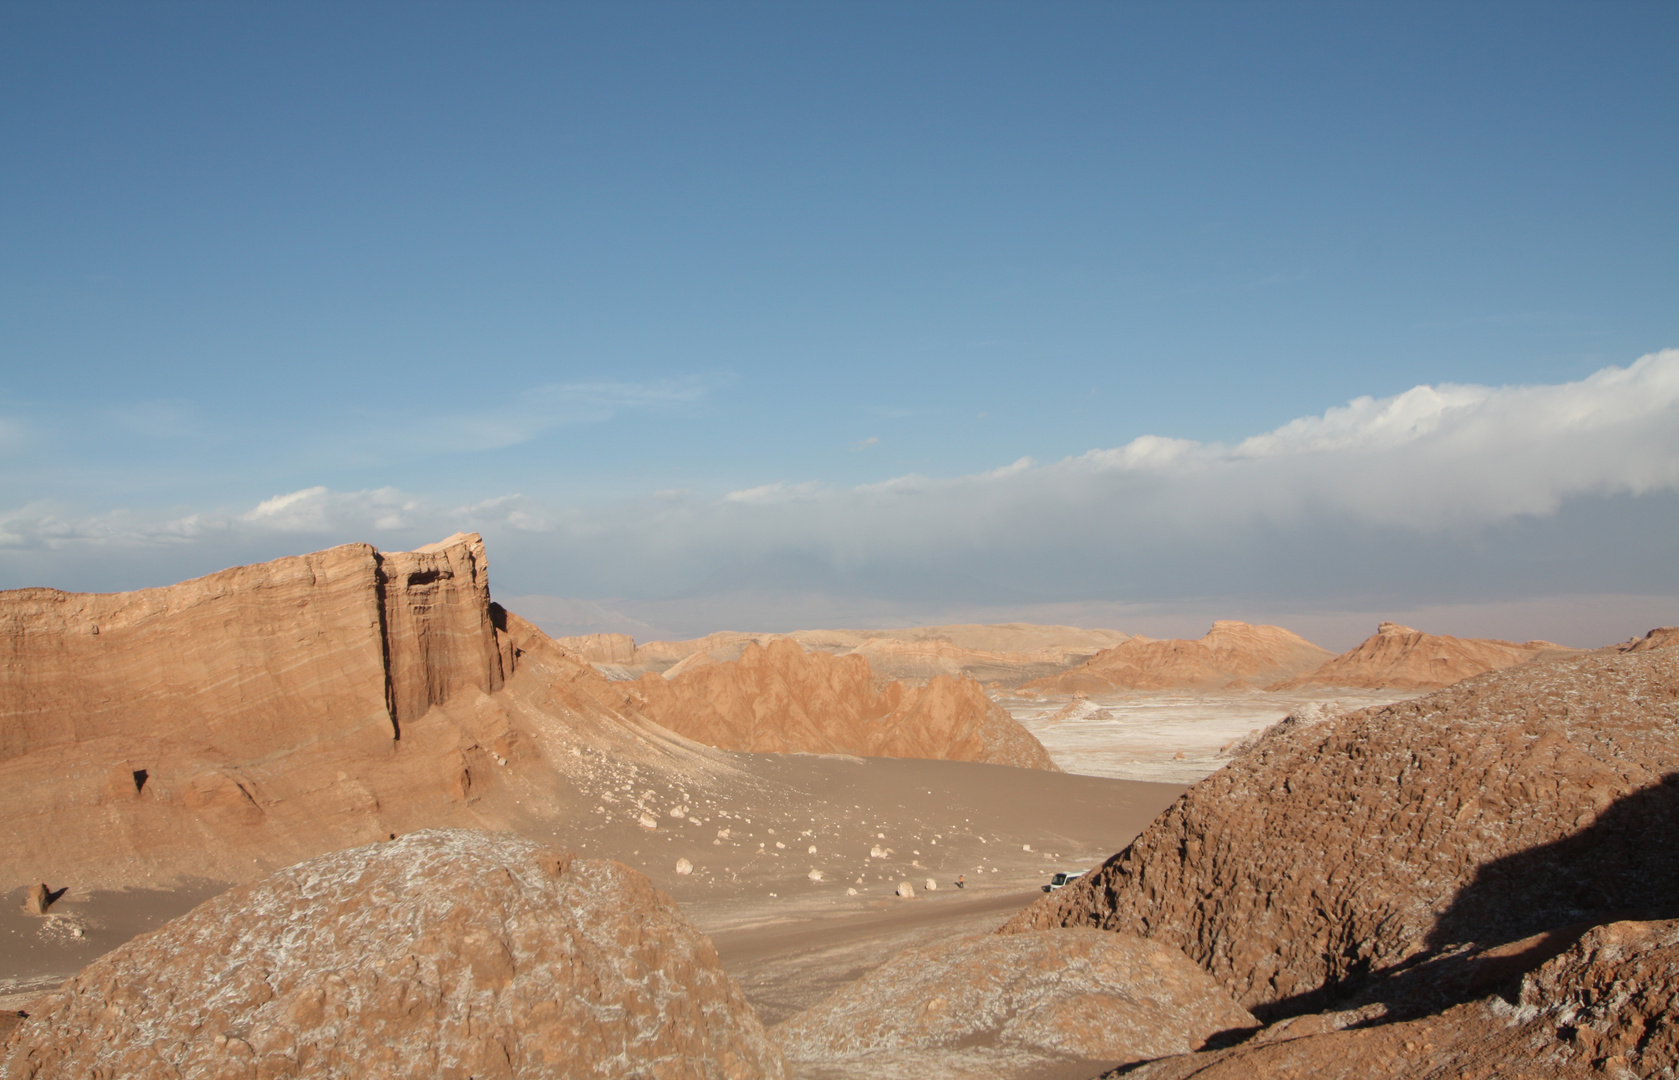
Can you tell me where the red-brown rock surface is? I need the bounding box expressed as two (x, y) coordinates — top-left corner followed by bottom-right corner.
(0, 829), (784, 1079)
(0, 534), (751, 891)
(1002, 632), (1679, 1025)
(1273, 620), (1579, 690)
(1123, 918), (1679, 1079)
(627, 638), (1059, 770)
(773, 927), (1255, 1077)
(1021, 620), (1334, 694)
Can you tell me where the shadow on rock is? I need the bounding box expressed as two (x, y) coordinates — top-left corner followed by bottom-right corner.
(1261, 773), (1679, 1024)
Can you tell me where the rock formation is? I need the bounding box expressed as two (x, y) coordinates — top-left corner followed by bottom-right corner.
(1002, 629), (1679, 1048)
(1272, 620), (1579, 690)
(572, 624), (1130, 686)
(773, 928), (1256, 1077)
(626, 638), (1060, 770)
(1, 531), (511, 759)
(0, 533), (751, 892)
(1124, 917), (1679, 1079)
(1022, 621), (1334, 694)
(0, 829), (783, 1079)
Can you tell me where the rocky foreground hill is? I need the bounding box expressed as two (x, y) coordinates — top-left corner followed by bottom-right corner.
(2, 830), (783, 1079)
(1000, 628), (1679, 1076)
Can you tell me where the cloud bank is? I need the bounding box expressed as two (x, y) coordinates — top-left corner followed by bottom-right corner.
(3, 352), (1676, 629)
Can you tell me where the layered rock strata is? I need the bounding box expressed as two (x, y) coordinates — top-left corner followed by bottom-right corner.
(0, 829), (784, 1080)
(0, 535), (743, 890)
(627, 638), (1059, 770)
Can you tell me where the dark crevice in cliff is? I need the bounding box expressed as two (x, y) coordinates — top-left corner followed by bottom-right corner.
(371, 552), (401, 742)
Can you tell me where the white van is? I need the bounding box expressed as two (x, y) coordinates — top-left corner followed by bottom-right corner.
(1045, 870), (1086, 891)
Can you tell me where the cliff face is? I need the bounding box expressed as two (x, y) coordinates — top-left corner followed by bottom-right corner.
(1273, 620), (1578, 690)
(1022, 621), (1334, 694)
(0, 534), (615, 889)
(1002, 633), (1679, 1024)
(0, 531), (511, 762)
(629, 638), (1060, 771)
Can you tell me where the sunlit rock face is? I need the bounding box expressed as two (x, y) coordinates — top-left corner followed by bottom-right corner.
(628, 637), (1060, 770)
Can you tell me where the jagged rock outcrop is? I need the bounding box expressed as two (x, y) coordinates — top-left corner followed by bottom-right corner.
(1, 829), (784, 1079)
(1002, 633), (1679, 1027)
(773, 928), (1255, 1077)
(1021, 621), (1334, 694)
(1273, 620), (1579, 691)
(627, 638), (1059, 770)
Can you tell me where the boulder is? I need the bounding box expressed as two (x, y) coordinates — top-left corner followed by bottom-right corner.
(23, 882), (50, 915)
(1, 830), (783, 1079)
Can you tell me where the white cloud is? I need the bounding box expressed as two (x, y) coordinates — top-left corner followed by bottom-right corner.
(4, 352), (1676, 615)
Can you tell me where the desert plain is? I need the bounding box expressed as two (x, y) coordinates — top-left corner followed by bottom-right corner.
(2, 532), (1675, 1079)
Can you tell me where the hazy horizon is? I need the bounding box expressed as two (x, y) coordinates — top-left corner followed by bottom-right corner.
(4, 3), (1675, 649)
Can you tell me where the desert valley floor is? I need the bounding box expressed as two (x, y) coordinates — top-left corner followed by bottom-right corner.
(4, 534), (1676, 1079)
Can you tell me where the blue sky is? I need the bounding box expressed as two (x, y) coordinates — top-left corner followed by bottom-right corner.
(2, 2), (1676, 647)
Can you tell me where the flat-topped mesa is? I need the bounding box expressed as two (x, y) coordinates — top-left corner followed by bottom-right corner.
(0, 532), (512, 761)
(1021, 620), (1334, 694)
(1271, 620), (1580, 691)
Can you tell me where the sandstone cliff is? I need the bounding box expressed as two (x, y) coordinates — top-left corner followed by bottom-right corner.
(1021, 620), (1334, 694)
(1272, 620), (1579, 690)
(628, 638), (1060, 770)
(1, 829), (783, 1079)
(0, 534), (747, 891)
(1002, 630), (1679, 1031)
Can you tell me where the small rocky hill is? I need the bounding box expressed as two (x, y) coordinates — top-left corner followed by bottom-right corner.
(1003, 628), (1679, 1043)
(1273, 620), (1579, 690)
(0, 830), (783, 1079)
(626, 638), (1059, 770)
(1021, 621), (1334, 694)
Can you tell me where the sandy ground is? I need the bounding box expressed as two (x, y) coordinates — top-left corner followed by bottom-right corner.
(0, 690), (1414, 1069)
(1, 748), (1183, 1043)
(1004, 688), (1418, 784)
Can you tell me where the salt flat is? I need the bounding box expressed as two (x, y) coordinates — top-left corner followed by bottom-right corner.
(1003, 688), (1418, 784)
